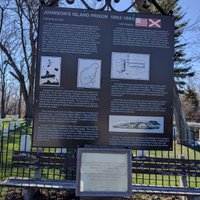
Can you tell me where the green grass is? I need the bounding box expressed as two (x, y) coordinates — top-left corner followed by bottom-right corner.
(0, 187), (8, 200)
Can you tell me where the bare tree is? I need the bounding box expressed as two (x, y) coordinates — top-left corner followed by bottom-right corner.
(5, 80), (20, 115)
(0, 0), (38, 118)
(0, 56), (8, 118)
(0, 2), (9, 34)
(0, 53), (20, 117)
(0, 0), (103, 119)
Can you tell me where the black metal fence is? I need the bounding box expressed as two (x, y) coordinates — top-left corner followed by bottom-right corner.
(0, 118), (200, 190)
(0, 119), (77, 182)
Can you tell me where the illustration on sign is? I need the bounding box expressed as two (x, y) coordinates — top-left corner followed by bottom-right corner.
(77, 58), (101, 89)
(111, 52), (150, 80)
(40, 56), (61, 86)
(109, 115), (164, 133)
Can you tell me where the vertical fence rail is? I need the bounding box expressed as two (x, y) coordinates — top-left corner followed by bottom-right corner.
(0, 119), (200, 188)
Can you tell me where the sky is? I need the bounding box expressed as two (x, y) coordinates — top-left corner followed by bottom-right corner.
(179, 0), (200, 91)
(180, 0), (200, 24)
(179, 0), (200, 60)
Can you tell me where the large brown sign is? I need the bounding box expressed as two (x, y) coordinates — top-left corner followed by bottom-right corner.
(33, 7), (174, 150)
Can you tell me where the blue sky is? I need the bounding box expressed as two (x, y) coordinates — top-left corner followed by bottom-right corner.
(179, 0), (200, 59)
(180, 0), (200, 24)
(179, 0), (200, 91)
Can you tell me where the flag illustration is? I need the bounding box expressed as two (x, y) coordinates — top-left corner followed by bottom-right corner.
(148, 19), (161, 28)
(135, 18), (148, 27)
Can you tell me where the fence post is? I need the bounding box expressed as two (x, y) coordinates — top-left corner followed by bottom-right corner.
(199, 129), (200, 141)
(179, 155), (187, 200)
(179, 155), (197, 200)
(35, 148), (43, 180)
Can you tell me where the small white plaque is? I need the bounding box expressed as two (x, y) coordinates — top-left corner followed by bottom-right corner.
(16, 120), (21, 127)
(3, 128), (8, 136)
(9, 122), (15, 130)
(20, 135), (31, 152)
(76, 148), (132, 197)
(56, 148), (67, 153)
(13, 114), (19, 121)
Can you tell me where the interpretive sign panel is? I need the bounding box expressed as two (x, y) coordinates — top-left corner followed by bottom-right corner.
(76, 148), (132, 197)
(33, 7), (174, 149)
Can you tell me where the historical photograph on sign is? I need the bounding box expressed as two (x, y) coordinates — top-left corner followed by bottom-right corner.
(77, 58), (101, 89)
(40, 56), (61, 86)
(109, 115), (164, 133)
(76, 148), (132, 197)
(111, 52), (150, 80)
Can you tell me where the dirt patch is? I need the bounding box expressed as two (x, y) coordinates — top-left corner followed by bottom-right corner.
(3, 188), (185, 200)
(4, 188), (78, 200)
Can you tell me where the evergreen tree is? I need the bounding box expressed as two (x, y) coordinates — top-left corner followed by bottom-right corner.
(150, 0), (195, 144)
(171, 1), (195, 93)
(135, 0), (195, 145)
(136, 0), (194, 93)
(184, 86), (199, 111)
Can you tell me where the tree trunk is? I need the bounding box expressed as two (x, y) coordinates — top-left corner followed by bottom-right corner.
(173, 84), (194, 146)
(18, 84), (22, 118)
(24, 97), (33, 119)
(18, 76), (33, 119)
(1, 84), (6, 118)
